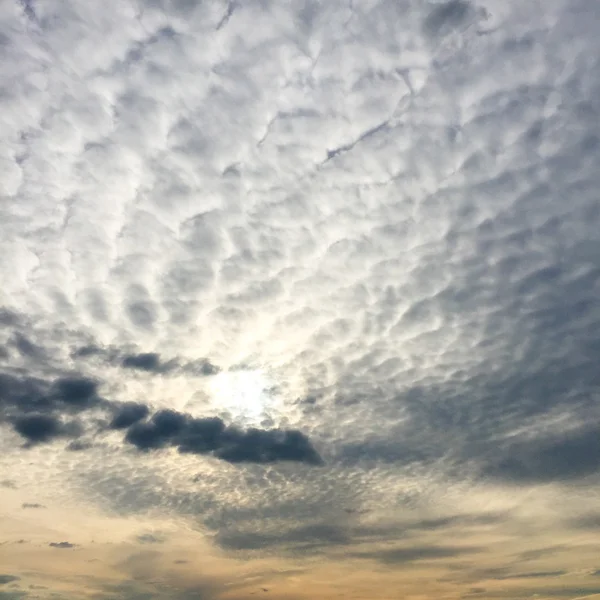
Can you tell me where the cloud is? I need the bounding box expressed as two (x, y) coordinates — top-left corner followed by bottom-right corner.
(11, 334), (45, 360)
(21, 503), (45, 509)
(0, 577), (20, 586)
(0, 480), (16, 489)
(493, 571), (567, 580)
(124, 409), (322, 466)
(74, 345), (221, 376)
(354, 545), (484, 565)
(109, 402), (150, 430)
(0, 373), (103, 417)
(1, 367), (320, 463)
(136, 533), (165, 544)
(483, 425), (600, 483)
(13, 414), (80, 444)
(121, 353), (163, 372)
(0, 0), (600, 598)
(48, 542), (75, 549)
(422, 0), (475, 37)
(216, 522), (350, 552)
(51, 377), (100, 409)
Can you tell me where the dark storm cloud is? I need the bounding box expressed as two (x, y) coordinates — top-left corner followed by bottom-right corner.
(122, 353), (163, 372)
(123, 409), (322, 466)
(0, 368), (319, 464)
(125, 409), (187, 450)
(13, 414), (81, 444)
(109, 402), (150, 429)
(0, 373), (101, 444)
(51, 377), (100, 409)
(21, 503), (45, 509)
(0, 577), (20, 586)
(0, 373), (102, 416)
(49, 542), (75, 548)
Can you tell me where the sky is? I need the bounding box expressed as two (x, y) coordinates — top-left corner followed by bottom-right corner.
(1, 0), (600, 599)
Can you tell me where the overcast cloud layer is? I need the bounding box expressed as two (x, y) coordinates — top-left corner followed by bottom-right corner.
(1, 1), (600, 599)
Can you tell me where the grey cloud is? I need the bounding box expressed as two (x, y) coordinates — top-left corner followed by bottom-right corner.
(74, 345), (220, 377)
(109, 402), (150, 430)
(0, 577), (20, 586)
(21, 503), (45, 509)
(568, 514), (600, 530)
(0, 310), (20, 327)
(493, 571), (567, 580)
(517, 546), (565, 561)
(121, 353), (163, 372)
(216, 523), (350, 552)
(0, 480), (17, 489)
(483, 425), (600, 483)
(354, 544), (483, 565)
(11, 334), (45, 360)
(49, 542), (75, 548)
(1, 367), (320, 465)
(124, 409), (322, 466)
(13, 414), (80, 445)
(422, 0), (474, 36)
(0, 593), (27, 600)
(136, 533), (165, 544)
(0, 373), (103, 416)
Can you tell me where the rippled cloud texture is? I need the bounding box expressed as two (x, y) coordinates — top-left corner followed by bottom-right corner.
(1, 0), (600, 599)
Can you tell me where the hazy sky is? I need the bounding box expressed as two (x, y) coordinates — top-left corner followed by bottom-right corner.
(1, 1), (600, 599)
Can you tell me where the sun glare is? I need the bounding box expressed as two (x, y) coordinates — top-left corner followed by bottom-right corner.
(209, 368), (273, 422)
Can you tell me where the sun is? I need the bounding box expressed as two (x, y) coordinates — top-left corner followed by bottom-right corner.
(209, 368), (273, 422)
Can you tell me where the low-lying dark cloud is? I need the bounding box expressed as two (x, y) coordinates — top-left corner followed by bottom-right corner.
(74, 345), (220, 377)
(1, 371), (320, 465)
(13, 414), (81, 445)
(0, 373), (102, 417)
(125, 409), (322, 466)
(122, 353), (164, 372)
(49, 542), (75, 548)
(0, 577), (20, 586)
(109, 402), (150, 430)
(21, 503), (45, 509)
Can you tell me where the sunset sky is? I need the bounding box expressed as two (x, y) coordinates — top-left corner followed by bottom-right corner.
(1, 1), (600, 599)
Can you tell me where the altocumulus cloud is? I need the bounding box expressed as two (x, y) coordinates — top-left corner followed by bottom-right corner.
(1, 0), (600, 598)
